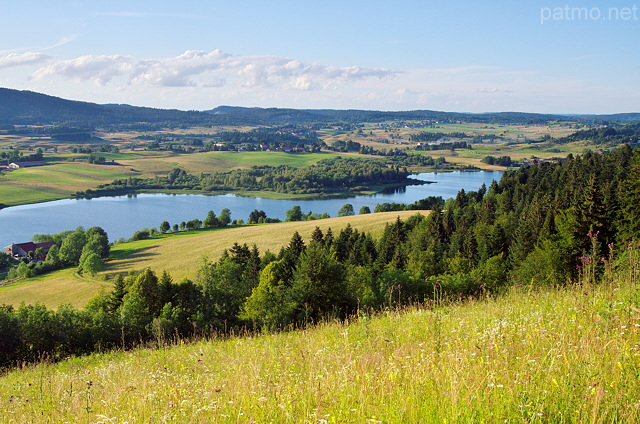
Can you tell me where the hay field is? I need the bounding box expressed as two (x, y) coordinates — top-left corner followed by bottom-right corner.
(0, 162), (133, 206)
(0, 269), (112, 310)
(104, 210), (427, 282)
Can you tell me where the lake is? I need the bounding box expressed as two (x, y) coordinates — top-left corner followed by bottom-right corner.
(0, 171), (503, 246)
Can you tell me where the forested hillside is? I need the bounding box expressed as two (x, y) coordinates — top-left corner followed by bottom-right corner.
(0, 88), (211, 126)
(2, 87), (638, 127)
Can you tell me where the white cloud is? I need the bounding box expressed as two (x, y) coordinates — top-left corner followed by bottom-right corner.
(0, 52), (51, 69)
(32, 54), (137, 85)
(29, 49), (396, 91)
(15, 49), (631, 114)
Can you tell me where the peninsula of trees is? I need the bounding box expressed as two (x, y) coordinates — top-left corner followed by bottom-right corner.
(74, 157), (425, 198)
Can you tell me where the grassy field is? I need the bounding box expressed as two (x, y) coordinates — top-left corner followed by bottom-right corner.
(0, 211), (426, 308)
(0, 149), (340, 207)
(1, 271), (637, 422)
(105, 210), (426, 282)
(0, 268), (112, 309)
(0, 162), (135, 206)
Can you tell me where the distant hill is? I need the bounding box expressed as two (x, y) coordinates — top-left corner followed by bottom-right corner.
(203, 107), (640, 125)
(0, 88), (212, 126)
(205, 106), (571, 125)
(1, 87), (638, 127)
(571, 113), (640, 122)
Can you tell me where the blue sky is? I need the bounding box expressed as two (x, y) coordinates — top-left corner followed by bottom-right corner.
(1, 0), (638, 113)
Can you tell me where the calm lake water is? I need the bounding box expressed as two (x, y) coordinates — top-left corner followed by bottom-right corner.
(0, 171), (503, 246)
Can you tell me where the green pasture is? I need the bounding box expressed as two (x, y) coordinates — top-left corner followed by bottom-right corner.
(0, 162), (134, 206)
(0, 185), (67, 206)
(202, 151), (332, 167)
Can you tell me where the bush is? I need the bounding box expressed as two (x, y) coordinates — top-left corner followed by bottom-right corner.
(130, 230), (150, 241)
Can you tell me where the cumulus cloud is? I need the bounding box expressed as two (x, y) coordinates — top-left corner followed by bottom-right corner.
(31, 54), (137, 85)
(0, 52), (51, 69)
(29, 49), (395, 90)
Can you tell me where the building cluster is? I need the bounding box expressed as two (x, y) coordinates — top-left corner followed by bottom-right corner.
(3, 241), (56, 261)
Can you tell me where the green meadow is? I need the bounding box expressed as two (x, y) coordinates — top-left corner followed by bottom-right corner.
(201, 151), (331, 167)
(1, 274), (637, 422)
(0, 162), (134, 206)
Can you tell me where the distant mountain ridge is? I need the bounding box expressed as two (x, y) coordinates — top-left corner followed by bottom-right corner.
(0, 88), (211, 126)
(1, 87), (638, 127)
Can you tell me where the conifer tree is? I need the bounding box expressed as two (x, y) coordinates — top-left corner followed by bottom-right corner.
(617, 149), (640, 242)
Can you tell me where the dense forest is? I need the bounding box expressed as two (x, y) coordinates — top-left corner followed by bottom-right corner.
(216, 127), (320, 147)
(1, 145), (639, 369)
(558, 122), (640, 146)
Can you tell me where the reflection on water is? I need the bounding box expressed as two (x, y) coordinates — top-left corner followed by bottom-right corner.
(0, 171), (503, 245)
(380, 185), (407, 195)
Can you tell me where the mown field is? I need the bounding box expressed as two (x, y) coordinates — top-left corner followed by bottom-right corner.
(1, 272), (637, 422)
(0, 162), (135, 206)
(0, 269), (112, 310)
(0, 211), (426, 309)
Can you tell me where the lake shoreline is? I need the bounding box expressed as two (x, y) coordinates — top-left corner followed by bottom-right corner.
(1, 176), (436, 209)
(0, 171), (504, 247)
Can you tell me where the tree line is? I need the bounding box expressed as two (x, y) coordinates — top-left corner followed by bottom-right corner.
(481, 155), (515, 167)
(559, 122), (640, 146)
(0, 148), (44, 165)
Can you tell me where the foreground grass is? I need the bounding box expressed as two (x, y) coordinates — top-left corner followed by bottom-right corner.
(1, 276), (638, 423)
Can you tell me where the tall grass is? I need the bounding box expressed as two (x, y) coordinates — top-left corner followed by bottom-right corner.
(1, 257), (639, 422)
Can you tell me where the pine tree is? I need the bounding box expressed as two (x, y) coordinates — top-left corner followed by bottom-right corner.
(618, 149), (640, 242)
(310, 226), (324, 245)
(108, 274), (127, 314)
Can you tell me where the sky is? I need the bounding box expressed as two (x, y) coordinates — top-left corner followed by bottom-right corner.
(1, 0), (639, 114)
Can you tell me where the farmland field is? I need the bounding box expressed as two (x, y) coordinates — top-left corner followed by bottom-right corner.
(0, 268), (112, 309)
(0, 162), (135, 206)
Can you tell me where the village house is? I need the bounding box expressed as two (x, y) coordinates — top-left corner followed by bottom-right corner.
(4, 241), (57, 260)
(8, 161), (48, 169)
